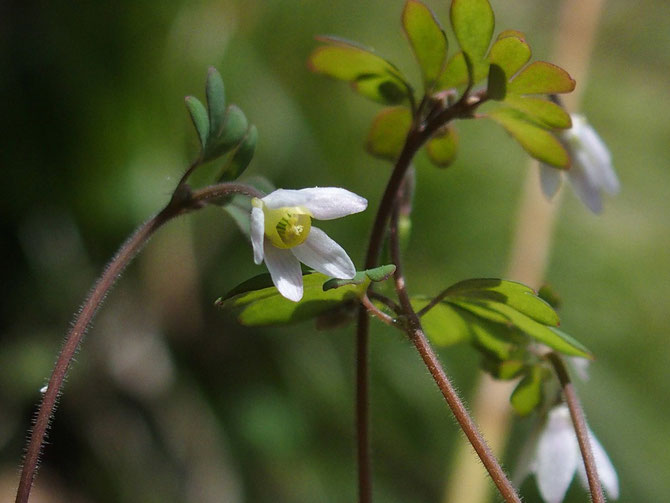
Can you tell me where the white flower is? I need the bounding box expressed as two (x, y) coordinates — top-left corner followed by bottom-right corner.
(250, 187), (367, 302)
(540, 114), (620, 213)
(518, 404), (619, 503)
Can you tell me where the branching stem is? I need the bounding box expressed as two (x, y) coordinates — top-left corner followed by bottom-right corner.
(16, 181), (263, 503)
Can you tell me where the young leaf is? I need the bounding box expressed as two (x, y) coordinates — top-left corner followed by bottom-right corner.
(450, 0), (494, 62)
(185, 96), (209, 150)
(487, 108), (569, 168)
(426, 125), (458, 167)
(308, 37), (411, 105)
(206, 67), (226, 138)
(217, 272), (366, 326)
(488, 35), (531, 79)
(445, 278), (559, 326)
(402, 0), (448, 88)
(481, 355), (526, 380)
(205, 105), (249, 161)
(322, 264), (396, 291)
(507, 61), (576, 95)
(366, 106), (412, 160)
(487, 63), (507, 101)
(510, 365), (545, 416)
(217, 125), (258, 182)
(502, 96), (572, 129)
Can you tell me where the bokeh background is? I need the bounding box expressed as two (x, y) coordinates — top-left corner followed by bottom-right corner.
(1, 0), (669, 502)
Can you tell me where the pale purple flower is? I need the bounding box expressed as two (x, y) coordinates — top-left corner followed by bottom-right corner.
(518, 404), (619, 503)
(540, 114), (620, 213)
(250, 187), (367, 301)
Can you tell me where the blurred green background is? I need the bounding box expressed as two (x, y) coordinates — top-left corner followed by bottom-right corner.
(1, 0), (669, 502)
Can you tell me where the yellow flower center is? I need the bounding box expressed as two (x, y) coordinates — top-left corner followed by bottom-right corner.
(260, 202), (312, 249)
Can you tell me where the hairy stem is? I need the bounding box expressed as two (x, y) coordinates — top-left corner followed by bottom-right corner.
(16, 182), (262, 503)
(547, 353), (605, 503)
(389, 208), (522, 503)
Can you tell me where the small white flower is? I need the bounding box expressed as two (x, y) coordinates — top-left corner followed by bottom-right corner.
(250, 187), (367, 302)
(540, 114), (620, 213)
(518, 404), (619, 503)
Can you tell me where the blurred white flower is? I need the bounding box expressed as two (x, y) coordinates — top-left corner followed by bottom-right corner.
(518, 404), (619, 503)
(250, 187), (367, 301)
(540, 114), (620, 213)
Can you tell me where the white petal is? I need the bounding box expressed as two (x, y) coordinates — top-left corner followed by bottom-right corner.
(567, 162), (603, 214)
(539, 164), (563, 200)
(250, 206), (265, 264)
(263, 241), (303, 301)
(262, 188), (367, 220)
(567, 357), (590, 382)
(576, 429), (620, 500)
(535, 406), (580, 503)
(291, 227), (356, 279)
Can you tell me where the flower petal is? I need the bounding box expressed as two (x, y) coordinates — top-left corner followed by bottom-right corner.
(567, 163), (603, 214)
(262, 188), (367, 220)
(263, 240), (304, 301)
(539, 164), (563, 200)
(250, 206), (265, 264)
(291, 227), (356, 279)
(535, 405), (580, 503)
(576, 429), (620, 500)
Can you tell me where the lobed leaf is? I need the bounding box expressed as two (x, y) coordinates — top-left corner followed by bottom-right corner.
(206, 67), (226, 138)
(502, 96), (572, 129)
(322, 264), (396, 291)
(366, 106), (412, 160)
(185, 96), (209, 150)
(508, 61), (575, 95)
(412, 297), (471, 346)
(450, 0), (495, 62)
(487, 108), (569, 168)
(217, 272), (366, 326)
(488, 36), (531, 80)
(205, 105), (249, 161)
(217, 124), (258, 182)
(402, 0), (448, 87)
(425, 125), (458, 167)
(353, 74), (410, 105)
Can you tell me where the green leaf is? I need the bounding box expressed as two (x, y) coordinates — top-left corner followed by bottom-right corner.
(510, 365), (545, 416)
(412, 297), (471, 346)
(185, 96), (209, 150)
(502, 96), (572, 129)
(425, 126), (458, 167)
(308, 37), (411, 104)
(205, 105), (249, 161)
(487, 63), (507, 101)
(445, 278), (559, 326)
(481, 356), (526, 380)
(217, 125), (258, 182)
(496, 29), (526, 41)
(465, 310), (526, 360)
(436, 51), (469, 89)
(451, 299), (592, 358)
(450, 0), (494, 62)
(322, 264), (396, 291)
(488, 35), (531, 79)
(217, 272), (366, 326)
(487, 108), (569, 168)
(366, 106), (412, 161)
(206, 67), (226, 138)
(507, 61), (575, 95)
(402, 0), (448, 87)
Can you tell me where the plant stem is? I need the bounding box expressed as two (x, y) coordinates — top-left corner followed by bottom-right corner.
(354, 92), (486, 503)
(16, 182), (262, 503)
(388, 208), (522, 503)
(360, 294), (395, 326)
(547, 353), (605, 503)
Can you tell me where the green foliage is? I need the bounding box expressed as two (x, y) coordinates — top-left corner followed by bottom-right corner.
(425, 126), (458, 167)
(308, 37), (412, 105)
(450, 0), (494, 70)
(488, 108), (569, 168)
(217, 272), (366, 326)
(510, 365), (546, 416)
(488, 32), (531, 78)
(507, 61), (575, 95)
(185, 68), (257, 174)
(486, 63), (507, 101)
(402, 0), (448, 89)
(417, 278), (591, 358)
(366, 107), (412, 160)
(322, 264), (396, 290)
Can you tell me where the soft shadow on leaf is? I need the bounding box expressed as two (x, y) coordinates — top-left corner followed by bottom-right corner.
(366, 107), (412, 161)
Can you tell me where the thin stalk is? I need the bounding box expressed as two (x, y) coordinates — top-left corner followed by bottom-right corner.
(389, 208), (522, 503)
(360, 294), (395, 327)
(547, 353), (605, 503)
(16, 182), (263, 503)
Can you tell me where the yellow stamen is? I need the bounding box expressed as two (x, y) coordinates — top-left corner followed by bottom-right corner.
(263, 205), (312, 249)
